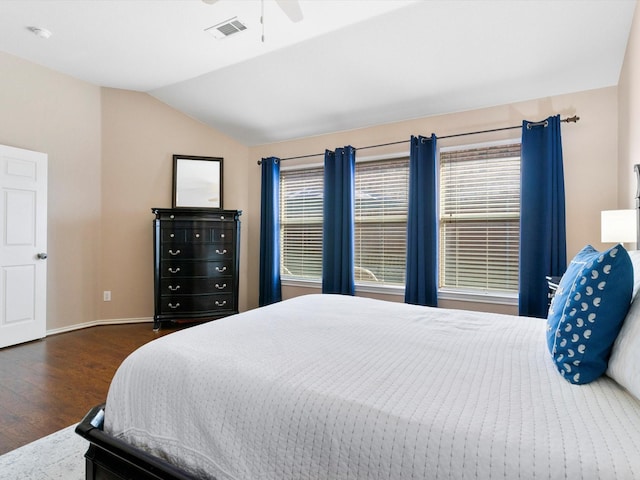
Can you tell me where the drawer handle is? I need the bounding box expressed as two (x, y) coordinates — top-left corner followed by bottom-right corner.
(170, 233), (175, 238)
(169, 249), (181, 256)
(195, 233), (200, 238)
(216, 249), (227, 255)
(168, 302), (180, 309)
(168, 267), (181, 274)
(215, 266), (227, 272)
(215, 283), (227, 290)
(168, 285), (180, 291)
(220, 215), (225, 220)
(215, 300), (227, 307)
(170, 215), (175, 219)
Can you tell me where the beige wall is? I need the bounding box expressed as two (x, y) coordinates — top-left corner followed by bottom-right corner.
(619, 2), (640, 209)
(0, 51), (102, 331)
(248, 87), (620, 314)
(0, 51), (250, 333)
(100, 88), (250, 321)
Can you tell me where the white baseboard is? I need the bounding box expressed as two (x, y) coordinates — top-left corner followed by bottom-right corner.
(46, 317), (153, 336)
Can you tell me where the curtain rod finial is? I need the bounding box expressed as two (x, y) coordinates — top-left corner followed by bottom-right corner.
(563, 115), (580, 123)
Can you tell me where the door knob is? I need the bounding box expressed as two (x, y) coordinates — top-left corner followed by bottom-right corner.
(37, 253), (48, 260)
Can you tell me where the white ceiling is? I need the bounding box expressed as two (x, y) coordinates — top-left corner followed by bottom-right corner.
(0, 0), (636, 146)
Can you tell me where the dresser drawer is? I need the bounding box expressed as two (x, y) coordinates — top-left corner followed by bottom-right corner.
(158, 294), (235, 315)
(160, 277), (233, 295)
(160, 244), (234, 260)
(160, 260), (233, 278)
(156, 212), (234, 223)
(161, 227), (234, 244)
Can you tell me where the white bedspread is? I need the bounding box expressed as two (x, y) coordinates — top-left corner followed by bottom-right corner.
(105, 294), (640, 479)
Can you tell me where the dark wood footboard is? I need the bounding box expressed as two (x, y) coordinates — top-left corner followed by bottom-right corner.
(75, 404), (197, 480)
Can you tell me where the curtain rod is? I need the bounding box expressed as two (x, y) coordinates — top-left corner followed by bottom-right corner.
(256, 115), (580, 165)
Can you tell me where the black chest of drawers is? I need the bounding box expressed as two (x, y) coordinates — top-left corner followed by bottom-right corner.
(151, 208), (241, 330)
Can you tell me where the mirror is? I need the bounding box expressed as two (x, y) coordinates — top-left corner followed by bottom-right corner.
(172, 155), (223, 209)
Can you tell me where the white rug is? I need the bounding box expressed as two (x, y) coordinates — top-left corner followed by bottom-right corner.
(0, 424), (86, 480)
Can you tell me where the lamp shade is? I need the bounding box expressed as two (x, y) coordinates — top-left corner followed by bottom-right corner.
(601, 209), (637, 243)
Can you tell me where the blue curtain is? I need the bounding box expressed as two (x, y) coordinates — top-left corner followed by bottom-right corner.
(322, 146), (355, 295)
(519, 115), (567, 317)
(259, 157), (282, 306)
(405, 134), (438, 307)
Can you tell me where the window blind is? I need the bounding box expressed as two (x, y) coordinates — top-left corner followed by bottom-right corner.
(280, 167), (323, 279)
(439, 142), (521, 292)
(280, 157), (409, 286)
(354, 157), (409, 285)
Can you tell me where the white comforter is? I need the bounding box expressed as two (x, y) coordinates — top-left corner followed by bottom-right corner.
(105, 294), (640, 479)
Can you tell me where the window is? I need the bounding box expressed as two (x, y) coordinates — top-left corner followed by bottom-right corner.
(280, 156), (409, 287)
(439, 141), (521, 293)
(280, 166), (323, 280)
(354, 157), (409, 285)
(280, 142), (520, 296)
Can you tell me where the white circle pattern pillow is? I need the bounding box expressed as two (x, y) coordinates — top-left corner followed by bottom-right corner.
(547, 244), (632, 384)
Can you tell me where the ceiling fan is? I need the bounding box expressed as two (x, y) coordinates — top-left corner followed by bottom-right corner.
(202, 0), (304, 23)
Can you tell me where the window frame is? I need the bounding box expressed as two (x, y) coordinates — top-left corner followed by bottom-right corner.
(437, 138), (521, 305)
(279, 162), (324, 282)
(353, 153), (410, 288)
(280, 153), (410, 295)
(278, 140), (521, 306)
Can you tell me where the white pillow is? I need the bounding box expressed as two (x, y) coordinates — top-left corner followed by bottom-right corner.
(607, 296), (640, 399)
(607, 250), (640, 399)
(627, 250), (640, 299)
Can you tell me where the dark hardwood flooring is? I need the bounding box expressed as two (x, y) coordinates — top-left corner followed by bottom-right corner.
(0, 322), (179, 455)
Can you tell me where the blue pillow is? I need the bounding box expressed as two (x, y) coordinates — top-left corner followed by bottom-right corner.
(546, 244), (633, 384)
(546, 245), (595, 348)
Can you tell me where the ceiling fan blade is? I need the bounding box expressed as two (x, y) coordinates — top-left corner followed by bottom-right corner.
(274, 0), (303, 22)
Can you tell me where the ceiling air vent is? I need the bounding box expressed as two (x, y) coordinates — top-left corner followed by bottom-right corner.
(205, 17), (248, 40)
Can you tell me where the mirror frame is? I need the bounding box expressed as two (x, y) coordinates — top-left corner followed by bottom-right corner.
(172, 155), (223, 209)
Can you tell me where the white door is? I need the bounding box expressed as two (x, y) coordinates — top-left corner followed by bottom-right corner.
(0, 144), (47, 349)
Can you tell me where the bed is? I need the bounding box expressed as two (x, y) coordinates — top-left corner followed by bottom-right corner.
(76, 290), (640, 480)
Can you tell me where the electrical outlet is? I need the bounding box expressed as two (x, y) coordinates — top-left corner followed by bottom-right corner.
(103, 291), (111, 302)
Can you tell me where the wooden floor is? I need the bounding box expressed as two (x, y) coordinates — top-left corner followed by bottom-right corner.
(0, 322), (179, 455)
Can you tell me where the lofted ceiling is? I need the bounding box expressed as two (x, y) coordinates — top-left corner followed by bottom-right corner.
(0, 0), (636, 146)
